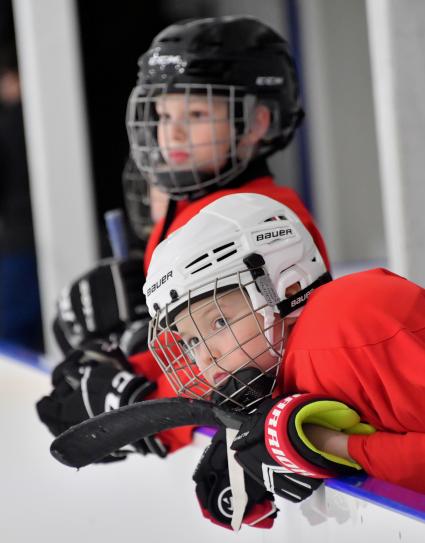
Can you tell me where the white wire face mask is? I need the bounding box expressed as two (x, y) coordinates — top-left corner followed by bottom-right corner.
(148, 271), (286, 411)
(126, 84), (257, 200)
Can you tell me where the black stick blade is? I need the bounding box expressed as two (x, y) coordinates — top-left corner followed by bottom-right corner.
(50, 397), (249, 468)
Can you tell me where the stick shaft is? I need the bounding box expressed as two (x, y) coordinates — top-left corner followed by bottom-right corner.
(50, 398), (249, 468)
(104, 209), (129, 260)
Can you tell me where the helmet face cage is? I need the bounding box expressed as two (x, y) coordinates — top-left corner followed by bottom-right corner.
(148, 267), (285, 411)
(145, 192), (328, 409)
(122, 155), (153, 241)
(126, 83), (257, 200)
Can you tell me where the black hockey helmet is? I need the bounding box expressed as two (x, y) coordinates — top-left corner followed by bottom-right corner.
(127, 16), (304, 199)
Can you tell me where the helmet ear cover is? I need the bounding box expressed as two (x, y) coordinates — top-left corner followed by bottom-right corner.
(275, 271), (332, 317)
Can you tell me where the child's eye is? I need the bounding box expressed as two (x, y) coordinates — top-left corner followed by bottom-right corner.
(157, 112), (171, 121)
(186, 337), (200, 349)
(214, 317), (228, 330)
(189, 109), (209, 120)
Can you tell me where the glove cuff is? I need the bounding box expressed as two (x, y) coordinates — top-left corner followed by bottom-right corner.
(264, 394), (359, 478)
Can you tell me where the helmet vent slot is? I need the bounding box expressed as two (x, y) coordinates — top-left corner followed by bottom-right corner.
(190, 262), (213, 274)
(185, 253), (208, 269)
(186, 242), (238, 275)
(213, 242), (235, 253)
(216, 249), (237, 262)
(264, 215), (287, 222)
(158, 37), (181, 43)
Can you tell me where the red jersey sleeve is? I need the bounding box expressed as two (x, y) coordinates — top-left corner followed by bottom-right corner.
(348, 432), (425, 494)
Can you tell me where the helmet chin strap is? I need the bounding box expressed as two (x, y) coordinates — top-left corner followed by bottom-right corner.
(259, 305), (285, 359)
(275, 272), (332, 317)
(211, 367), (276, 409)
(152, 156), (249, 201)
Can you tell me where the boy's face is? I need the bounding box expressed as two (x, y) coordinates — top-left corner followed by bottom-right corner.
(174, 288), (280, 388)
(0, 70), (20, 104)
(155, 94), (233, 173)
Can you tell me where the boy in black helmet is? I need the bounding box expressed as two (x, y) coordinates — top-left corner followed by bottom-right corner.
(127, 15), (303, 199)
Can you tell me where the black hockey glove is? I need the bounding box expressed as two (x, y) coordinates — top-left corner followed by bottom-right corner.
(193, 428), (278, 530)
(231, 394), (374, 494)
(53, 255), (148, 354)
(118, 317), (151, 357)
(36, 340), (167, 460)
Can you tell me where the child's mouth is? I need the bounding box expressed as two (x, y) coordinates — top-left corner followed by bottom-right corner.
(212, 371), (230, 386)
(168, 150), (190, 164)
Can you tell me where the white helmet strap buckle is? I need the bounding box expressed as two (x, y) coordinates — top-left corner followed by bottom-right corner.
(243, 253), (280, 306)
(243, 252), (332, 318)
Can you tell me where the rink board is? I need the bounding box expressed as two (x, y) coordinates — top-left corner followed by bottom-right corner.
(1, 345), (424, 543)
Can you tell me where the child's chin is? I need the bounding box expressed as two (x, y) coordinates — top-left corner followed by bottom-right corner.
(181, 387), (214, 402)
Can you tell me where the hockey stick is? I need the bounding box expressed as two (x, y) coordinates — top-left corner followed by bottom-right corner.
(104, 208), (129, 260)
(50, 397), (250, 468)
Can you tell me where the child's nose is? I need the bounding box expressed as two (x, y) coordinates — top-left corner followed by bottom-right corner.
(196, 341), (220, 371)
(168, 118), (187, 143)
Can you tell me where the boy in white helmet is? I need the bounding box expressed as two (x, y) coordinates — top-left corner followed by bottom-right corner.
(144, 192), (425, 529)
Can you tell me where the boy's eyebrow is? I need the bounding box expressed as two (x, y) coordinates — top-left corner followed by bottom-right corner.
(215, 292), (238, 308)
(176, 301), (216, 330)
(191, 301), (221, 320)
(178, 292), (237, 329)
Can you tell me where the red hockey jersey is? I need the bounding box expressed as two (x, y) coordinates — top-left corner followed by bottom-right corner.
(143, 176), (330, 273)
(282, 268), (425, 493)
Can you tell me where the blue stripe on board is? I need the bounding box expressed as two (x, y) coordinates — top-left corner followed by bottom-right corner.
(326, 476), (425, 523)
(0, 341), (48, 372)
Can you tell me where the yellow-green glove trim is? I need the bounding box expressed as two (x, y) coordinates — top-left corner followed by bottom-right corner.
(294, 400), (375, 470)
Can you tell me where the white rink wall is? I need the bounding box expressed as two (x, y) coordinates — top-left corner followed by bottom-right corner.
(2, 353), (425, 543)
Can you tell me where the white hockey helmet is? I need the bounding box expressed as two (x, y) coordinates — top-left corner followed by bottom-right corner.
(144, 193), (330, 409)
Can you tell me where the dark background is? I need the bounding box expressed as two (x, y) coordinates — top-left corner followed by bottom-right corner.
(76, 1), (173, 255)
(1, 0), (307, 256)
